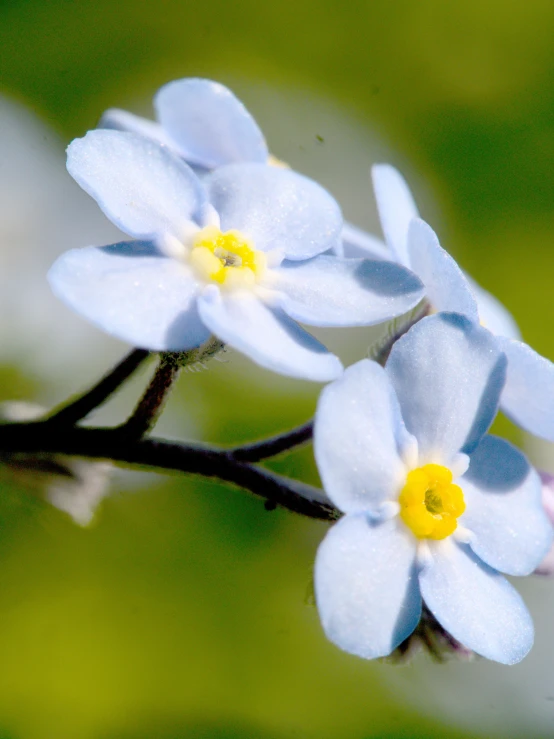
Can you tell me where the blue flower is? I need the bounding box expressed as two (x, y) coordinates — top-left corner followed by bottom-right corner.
(345, 163), (554, 441)
(100, 78), (271, 171)
(48, 130), (425, 381)
(314, 313), (552, 664)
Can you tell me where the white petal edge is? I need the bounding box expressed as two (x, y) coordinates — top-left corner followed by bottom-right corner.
(98, 108), (176, 150)
(314, 359), (415, 514)
(467, 276), (521, 340)
(371, 164), (419, 267)
(497, 337), (554, 441)
(420, 539), (534, 664)
(315, 515), (420, 659)
(408, 219), (479, 321)
(341, 222), (390, 260)
(67, 130), (206, 240)
(269, 255), (425, 327)
(197, 287), (342, 381)
(48, 242), (211, 351)
(460, 435), (553, 575)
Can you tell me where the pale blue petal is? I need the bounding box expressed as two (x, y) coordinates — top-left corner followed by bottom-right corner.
(205, 164), (342, 260)
(496, 337), (554, 440)
(460, 435), (552, 575)
(408, 219), (479, 321)
(466, 276), (521, 339)
(48, 242), (210, 351)
(341, 222), (390, 260)
(371, 164), (419, 267)
(98, 109), (175, 149)
(387, 313), (506, 463)
(197, 288), (342, 381)
(315, 515), (420, 659)
(154, 78), (268, 169)
(330, 239), (344, 258)
(270, 255), (424, 327)
(314, 359), (415, 513)
(419, 540), (534, 664)
(67, 130), (206, 240)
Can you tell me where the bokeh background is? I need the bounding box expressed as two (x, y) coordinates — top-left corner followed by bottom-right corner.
(0, 1), (554, 737)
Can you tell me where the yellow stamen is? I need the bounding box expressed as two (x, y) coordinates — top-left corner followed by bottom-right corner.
(190, 226), (267, 289)
(267, 153), (290, 169)
(399, 463), (465, 540)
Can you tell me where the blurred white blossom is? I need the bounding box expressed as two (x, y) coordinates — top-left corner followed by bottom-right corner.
(0, 95), (125, 386)
(0, 401), (111, 525)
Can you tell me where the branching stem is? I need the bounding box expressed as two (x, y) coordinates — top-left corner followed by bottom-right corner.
(228, 419), (314, 462)
(0, 421), (337, 521)
(118, 336), (225, 439)
(16, 339), (332, 520)
(47, 348), (151, 425)
(119, 354), (181, 439)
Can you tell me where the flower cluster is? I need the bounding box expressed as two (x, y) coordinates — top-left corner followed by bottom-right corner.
(45, 77), (554, 664)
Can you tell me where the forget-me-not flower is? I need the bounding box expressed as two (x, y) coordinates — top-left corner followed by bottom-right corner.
(314, 313), (552, 664)
(344, 163), (554, 442)
(48, 130), (425, 381)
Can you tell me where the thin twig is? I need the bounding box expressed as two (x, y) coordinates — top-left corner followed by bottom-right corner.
(47, 348), (150, 426)
(118, 336), (225, 439)
(119, 354), (181, 439)
(229, 419), (314, 462)
(0, 421), (338, 521)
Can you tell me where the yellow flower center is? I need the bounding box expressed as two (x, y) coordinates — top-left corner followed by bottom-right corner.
(399, 464), (465, 540)
(267, 154), (290, 169)
(189, 226), (267, 290)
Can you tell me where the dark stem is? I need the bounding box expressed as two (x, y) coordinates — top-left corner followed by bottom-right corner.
(391, 605), (472, 663)
(119, 354), (180, 439)
(229, 419), (314, 462)
(0, 421), (338, 521)
(119, 336), (225, 439)
(47, 348), (150, 426)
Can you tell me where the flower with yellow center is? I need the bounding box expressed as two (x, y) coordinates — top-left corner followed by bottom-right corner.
(314, 313), (553, 665)
(51, 129), (426, 381)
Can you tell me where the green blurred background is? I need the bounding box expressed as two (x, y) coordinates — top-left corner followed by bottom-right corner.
(0, 1), (554, 737)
